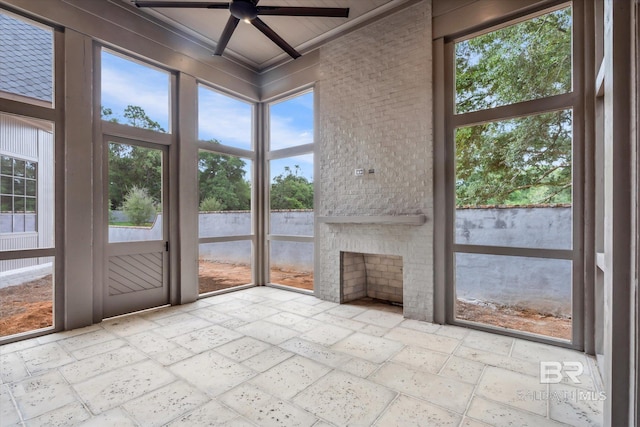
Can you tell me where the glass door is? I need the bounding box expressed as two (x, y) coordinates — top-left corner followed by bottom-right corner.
(104, 138), (169, 317)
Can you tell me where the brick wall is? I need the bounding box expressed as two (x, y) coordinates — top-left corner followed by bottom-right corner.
(316, 1), (433, 321)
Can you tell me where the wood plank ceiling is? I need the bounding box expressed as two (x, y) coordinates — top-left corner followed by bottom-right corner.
(122, 0), (414, 71)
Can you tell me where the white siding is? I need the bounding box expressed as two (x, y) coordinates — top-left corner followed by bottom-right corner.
(38, 128), (54, 248)
(0, 113), (55, 274)
(0, 114), (40, 160)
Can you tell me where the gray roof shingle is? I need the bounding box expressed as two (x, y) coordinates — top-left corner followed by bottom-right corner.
(0, 12), (53, 102)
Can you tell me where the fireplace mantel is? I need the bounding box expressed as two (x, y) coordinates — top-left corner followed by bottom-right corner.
(317, 215), (427, 226)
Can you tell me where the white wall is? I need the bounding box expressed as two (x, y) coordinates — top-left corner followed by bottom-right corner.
(0, 114), (53, 272)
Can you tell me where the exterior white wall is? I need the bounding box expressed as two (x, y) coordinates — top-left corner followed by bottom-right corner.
(315, 1), (434, 320)
(0, 114), (53, 272)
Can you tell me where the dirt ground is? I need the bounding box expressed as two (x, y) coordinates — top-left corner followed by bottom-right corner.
(456, 299), (571, 340)
(198, 260), (313, 294)
(0, 267), (570, 340)
(0, 275), (53, 338)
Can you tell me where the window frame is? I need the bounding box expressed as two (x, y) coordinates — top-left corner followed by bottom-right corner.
(0, 7), (64, 344)
(434, 0), (586, 349)
(196, 82), (257, 294)
(264, 87), (316, 292)
(0, 154), (38, 233)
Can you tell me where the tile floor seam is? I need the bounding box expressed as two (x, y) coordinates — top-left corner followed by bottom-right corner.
(369, 390), (402, 426)
(59, 365), (100, 419)
(253, 377), (327, 424)
(118, 404), (142, 426)
(460, 362), (489, 424)
(508, 336), (516, 357)
(5, 381), (26, 426)
(476, 389), (575, 426)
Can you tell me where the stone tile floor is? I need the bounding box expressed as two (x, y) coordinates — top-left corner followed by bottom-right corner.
(1, 287), (603, 426)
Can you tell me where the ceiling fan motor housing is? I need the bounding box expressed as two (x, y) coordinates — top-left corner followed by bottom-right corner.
(230, 0), (258, 20)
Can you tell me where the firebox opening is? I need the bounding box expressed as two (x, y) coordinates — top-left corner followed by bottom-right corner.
(340, 251), (403, 305)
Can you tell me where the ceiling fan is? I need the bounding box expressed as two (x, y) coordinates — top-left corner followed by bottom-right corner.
(133, 1), (350, 59)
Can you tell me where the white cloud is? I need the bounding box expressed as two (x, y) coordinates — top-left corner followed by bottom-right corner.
(101, 58), (170, 129)
(269, 114), (313, 150)
(198, 88), (252, 148)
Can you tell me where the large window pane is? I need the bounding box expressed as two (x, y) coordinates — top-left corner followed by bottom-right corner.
(270, 241), (313, 290)
(199, 241), (252, 294)
(455, 110), (572, 249)
(0, 113), (53, 240)
(455, 7), (572, 114)
(198, 86), (252, 150)
(0, 256), (54, 337)
(108, 142), (163, 243)
(101, 50), (170, 133)
(0, 11), (53, 106)
(269, 91), (314, 150)
(455, 253), (571, 340)
(270, 155), (313, 212)
(198, 151), (252, 237)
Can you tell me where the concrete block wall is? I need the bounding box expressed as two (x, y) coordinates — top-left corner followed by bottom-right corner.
(341, 252), (367, 301)
(341, 252), (403, 304)
(364, 254), (403, 303)
(316, 0), (433, 321)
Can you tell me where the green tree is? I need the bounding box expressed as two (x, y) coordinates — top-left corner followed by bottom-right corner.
(108, 142), (162, 211)
(199, 196), (224, 212)
(123, 105), (165, 132)
(198, 149), (251, 210)
(270, 165), (313, 209)
(455, 7), (572, 206)
(122, 186), (156, 226)
(102, 105), (165, 210)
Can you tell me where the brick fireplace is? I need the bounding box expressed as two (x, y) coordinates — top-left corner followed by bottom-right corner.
(341, 252), (403, 304)
(315, 220), (433, 322)
(313, 1), (433, 322)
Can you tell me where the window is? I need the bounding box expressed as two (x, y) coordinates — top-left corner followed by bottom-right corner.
(443, 5), (581, 343)
(197, 85), (255, 295)
(1, 155), (37, 233)
(0, 11), (58, 340)
(267, 90), (315, 291)
(101, 50), (171, 133)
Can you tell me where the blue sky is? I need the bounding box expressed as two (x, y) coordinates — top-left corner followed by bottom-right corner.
(101, 50), (314, 182)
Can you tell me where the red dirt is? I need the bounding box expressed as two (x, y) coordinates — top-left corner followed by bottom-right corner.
(0, 275), (53, 337)
(456, 299), (571, 340)
(1, 269), (570, 341)
(198, 260), (313, 294)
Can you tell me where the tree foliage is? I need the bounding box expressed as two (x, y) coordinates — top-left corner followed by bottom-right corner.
(199, 196), (224, 212)
(455, 7), (572, 206)
(270, 165), (313, 210)
(198, 149), (251, 211)
(102, 106), (314, 213)
(108, 141), (162, 211)
(122, 186), (156, 226)
(102, 106), (253, 212)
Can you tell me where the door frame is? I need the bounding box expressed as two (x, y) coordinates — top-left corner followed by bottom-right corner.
(102, 131), (171, 318)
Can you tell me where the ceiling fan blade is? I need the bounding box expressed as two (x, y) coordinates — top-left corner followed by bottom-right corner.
(214, 15), (240, 56)
(133, 1), (229, 9)
(257, 6), (349, 18)
(251, 17), (301, 59)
